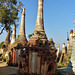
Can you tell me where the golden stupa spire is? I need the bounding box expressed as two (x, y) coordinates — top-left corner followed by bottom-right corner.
(73, 12), (75, 37)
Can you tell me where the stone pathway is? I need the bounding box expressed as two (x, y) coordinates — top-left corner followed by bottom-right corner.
(0, 61), (19, 75)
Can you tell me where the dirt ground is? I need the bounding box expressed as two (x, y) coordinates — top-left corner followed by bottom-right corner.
(0, 61), (19, 75)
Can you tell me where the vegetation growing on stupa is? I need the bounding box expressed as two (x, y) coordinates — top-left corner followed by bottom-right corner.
(57, 51), (70, 68)
(14, 35), (20, 44)
(36, 31), (43, 36)
(28, 33), (34, 39)
(28, 31), (45, 38)
(28, 31), (48, 48)
(0, 41), (4, 48)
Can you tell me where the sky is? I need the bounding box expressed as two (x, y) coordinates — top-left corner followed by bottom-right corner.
(0, 0), (75, 50)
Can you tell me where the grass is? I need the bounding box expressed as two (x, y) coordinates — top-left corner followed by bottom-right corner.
(57, 62), (69, 68)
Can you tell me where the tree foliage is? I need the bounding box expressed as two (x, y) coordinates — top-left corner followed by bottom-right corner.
(0, 0), (23, 34)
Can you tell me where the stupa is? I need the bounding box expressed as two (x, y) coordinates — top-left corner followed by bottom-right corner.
(10, 25), (16, 44)
(29, 0), (47, 44)
(4, 29), (10, 46)
(18, 8), (27, 43)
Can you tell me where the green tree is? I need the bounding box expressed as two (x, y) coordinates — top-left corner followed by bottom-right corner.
(0, 0), (23, 34)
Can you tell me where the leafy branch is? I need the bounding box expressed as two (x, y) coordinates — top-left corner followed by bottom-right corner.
(0, 0), (23, 34)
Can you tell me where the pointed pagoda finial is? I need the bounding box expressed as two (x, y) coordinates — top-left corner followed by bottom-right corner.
(4, 29), (10, 45)
(58, 44), (59, 48)
(18, 8), (27, 42)
(67, 32), (69, 41)
(73, 12), (74, 20)
(57, 44), (60, 57)
(73, 12), (74, 30)
(73, 12), (75, 37)
(62, 43), (65, 53)
(34, 0), (44, 33)
(23, 8), (25, 14)
(11, 25), (16, 44)
(29, 0), (47, 44)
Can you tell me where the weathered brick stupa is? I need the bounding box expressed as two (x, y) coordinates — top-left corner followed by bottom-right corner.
(18, 0), (57, 75)
(4, 29), (10, 46)
(7, 8), (28, 65)
(29, 0), (47, 44)
(18, 8), (27, 43)
(10, 25), (16, 44)
(1, 29), (10, 60)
